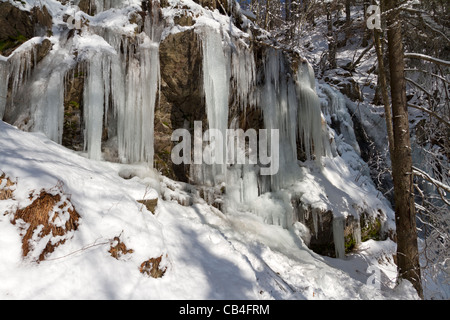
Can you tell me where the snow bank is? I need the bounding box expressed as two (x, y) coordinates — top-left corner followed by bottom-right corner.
(0, 121), (419, 299)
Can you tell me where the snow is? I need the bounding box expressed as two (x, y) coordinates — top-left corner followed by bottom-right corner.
(0, 120), (419, 299)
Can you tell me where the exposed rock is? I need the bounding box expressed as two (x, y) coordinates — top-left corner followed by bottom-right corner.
(78, 0), (97, 16)
(0, 2), (34, 42)
(296, 204), (336, 257)
(35, 38), (53, 64)
(31, 5), (53, 37)
(294, 199), (386, 257)
(156, 29), (206, 182)
(0, 3), (52, 56)
(323, 69), (362, 102)
(0, 2), (33, 56)
(63, 65), (85, 151)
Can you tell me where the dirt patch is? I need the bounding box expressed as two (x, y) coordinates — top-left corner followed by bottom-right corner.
(139, 255), (167, 278)
(11, 185), (80, 262)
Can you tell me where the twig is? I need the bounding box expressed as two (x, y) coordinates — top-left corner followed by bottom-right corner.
(42, 238), (110, 262)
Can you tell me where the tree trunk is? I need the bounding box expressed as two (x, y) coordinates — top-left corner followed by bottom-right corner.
(374, 28), (395, 153)
(346, 0), (351, 23)
(362, 0), (371, 47)
(384, 0), (423, 298)
(265, 0), (270, 30)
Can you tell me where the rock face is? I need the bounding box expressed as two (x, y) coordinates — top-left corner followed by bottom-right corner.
(0, 2), (52, 56)
(156, 29), (206, 181)
(294, 199), (388, 257)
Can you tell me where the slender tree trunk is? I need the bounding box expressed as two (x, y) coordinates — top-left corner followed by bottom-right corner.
(346, 0), (351, 23)
(374, 29), (395, 154)
(327, 3), (337, 69)
(384, 0), (423, 298)
(362, 0), (371, 47)
(265, 0), (270, 30)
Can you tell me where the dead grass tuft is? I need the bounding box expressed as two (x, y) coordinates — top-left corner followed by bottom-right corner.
(108, 236), (134, 259)
(139, 255), (167, 278)
(12, 187), (80, 262)
(0, 173), (15, 201)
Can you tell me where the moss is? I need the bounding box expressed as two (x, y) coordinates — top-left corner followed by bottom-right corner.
(345, 235), (357, 253)
(69, 101), (80, 109)
(0, 33), (29, 54)
(361, 218), (382, 242)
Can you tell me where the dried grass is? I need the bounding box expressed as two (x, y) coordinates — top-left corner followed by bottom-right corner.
(12, 189), (80, 262)
(0, 173), (15, 201)
(108, 236), (134, 259)
(139, 255), (167, 278)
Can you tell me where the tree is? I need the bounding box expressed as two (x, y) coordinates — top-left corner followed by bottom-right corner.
(384, 0), (423, 298)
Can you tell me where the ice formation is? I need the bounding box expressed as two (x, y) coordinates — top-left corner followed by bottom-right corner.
(197, 25), (230, 185)
(0, 60), (8, 120)
(83, 52), (106, 160)
(0, 0), (378, 259)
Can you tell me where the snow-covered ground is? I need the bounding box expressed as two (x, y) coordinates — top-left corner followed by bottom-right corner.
(0, 120), (419, 299)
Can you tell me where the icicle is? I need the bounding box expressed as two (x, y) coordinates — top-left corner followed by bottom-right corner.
(312, 208), (319, 237)
(258, 49), (299, 191)
(83, 53), (105, 160)
(242, 165), (259, 203)
(295, 61), (326, 160)
(32, 70), (65, 144)
(199, 26), (230, 185)
(8, 43), (68, 144)
(106, 4), (162, 165)
(8, 48), (34, 106)
(231, 40), (256, 113)
(0, 60), (8, 120)
(333, 216), (346, 259)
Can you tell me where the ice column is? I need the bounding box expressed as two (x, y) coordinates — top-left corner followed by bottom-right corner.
(0, 60), (8, 120)
(83, 52), (105, 160)
(332, 216), (346, 259)
(295, 61), (326, 160)
(91, 6), (161, 165)
(231, 41), (256, 113)
(32, 70), (65, 144)
(200, 26), (230, 185)
(259, 49), (299, 192)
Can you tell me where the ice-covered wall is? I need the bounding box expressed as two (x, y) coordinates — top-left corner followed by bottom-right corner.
(0, 0), (393, 259)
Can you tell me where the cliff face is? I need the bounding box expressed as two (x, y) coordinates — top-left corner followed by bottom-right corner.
(0, 0), (392, 258)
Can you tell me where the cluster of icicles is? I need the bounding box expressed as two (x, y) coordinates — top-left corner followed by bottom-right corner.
(0, 1), (336, 247)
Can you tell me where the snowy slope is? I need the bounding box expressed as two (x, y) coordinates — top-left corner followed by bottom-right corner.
(0, 120), (418, 299)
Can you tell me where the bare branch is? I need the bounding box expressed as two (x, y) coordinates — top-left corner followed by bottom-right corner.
(407, 103), (450, 128)
(404, 53), (450, 67)
(405, 68), (450, 85)
(406, 77), (434, 98)
(413, 166), (450, 207)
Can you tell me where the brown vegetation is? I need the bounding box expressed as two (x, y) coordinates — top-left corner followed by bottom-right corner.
(0, 173), (15, 201)
(108, 236), (134, 259)
(12, 188), (80, 262)
(139, 255), (167, 278)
